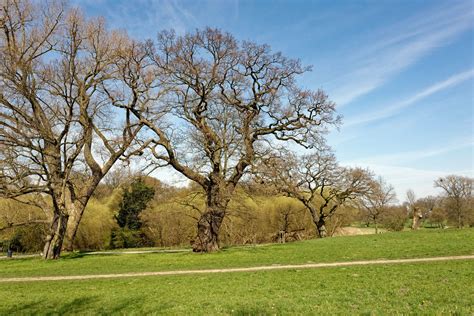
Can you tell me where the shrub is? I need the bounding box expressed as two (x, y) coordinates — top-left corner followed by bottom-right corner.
(427, 206), (451, 228)
(0, 198), (48, 253)
(74, 197), (119, 250)
(116, 179), (155, 230)
(381, 206), (408, 231)
(109, 228), (152, 249)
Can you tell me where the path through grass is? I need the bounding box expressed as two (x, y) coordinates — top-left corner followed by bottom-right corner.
(1, 260), (472, 314)
(0, 229), (472, 278)
(1, 229), (473, 314)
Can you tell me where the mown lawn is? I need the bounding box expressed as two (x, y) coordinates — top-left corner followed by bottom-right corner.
(0, 260), (473, 314)
(0, 229), (473, 278)
(0, 229), (473, 314)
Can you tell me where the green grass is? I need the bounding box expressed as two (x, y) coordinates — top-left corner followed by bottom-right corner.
(0, 229), (473, 314)
(0, 229), (473, 278)
(0, 260), (472, 314)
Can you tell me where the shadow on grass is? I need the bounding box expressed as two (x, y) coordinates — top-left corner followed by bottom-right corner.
(57, 297), (99, 314)
(61, 252), (93, 260)
(104, 298), (137, 314)
(231, 306), (274, 315)
(1, 301), (42, 314)
(2, 296), (98, 314)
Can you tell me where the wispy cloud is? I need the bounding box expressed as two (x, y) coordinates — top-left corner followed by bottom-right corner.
(344, 69), (474, 127)
(72, 0), (244, 39)
(330, 1), (474, 106)
(341, 162), (474, 199)
(71, 0), (201, 38)
(159, 0), (199, 35)
(347, 139), (474, 166)
(341, 139), (474, 199)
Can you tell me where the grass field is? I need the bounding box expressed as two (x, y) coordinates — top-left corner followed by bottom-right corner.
(1, 229), (473, 314)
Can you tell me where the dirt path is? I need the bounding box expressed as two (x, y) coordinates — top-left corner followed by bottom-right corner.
(1, 255), (473, 283)
(333, 227), (386, 236)
(0, 254), (41, 260)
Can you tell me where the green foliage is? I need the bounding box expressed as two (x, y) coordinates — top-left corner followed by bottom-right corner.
(1, 226), (45, 253)
(0, 198), (48, 253)
(219, 194), (313, 245)
(116, 179), (155, 230)
(381, 206), (408, 231)
(1, 232), (21, 252)
(140, 189), (312, 248)
(326, 206), (359, 236)
(141, 200), (197, 248)
(426, 206), (453, 228)
(106, 179), (156, 249)
(74, 197), (119, 251)
(109, 228), (152, 249)
(16, 225), (45, 252)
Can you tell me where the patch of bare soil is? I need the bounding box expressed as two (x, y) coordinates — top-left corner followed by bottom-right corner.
(333, 227), (384, 236)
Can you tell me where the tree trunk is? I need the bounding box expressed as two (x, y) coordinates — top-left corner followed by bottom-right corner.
(316, 217), (327, 238)
(192, 210), (225, 252)
(411, 208), (422, 230)
(43, 212), (69, 259)
(277, 231), (286, 243)
(374, 220), (378, 234)
(310, 209), (327, 238)
(65, 202), (85, 252)
(65, 179), (100, 251)
(457, 210), (463, 228)
(192, 181), (232, 252)
(65, 221), (79, 252)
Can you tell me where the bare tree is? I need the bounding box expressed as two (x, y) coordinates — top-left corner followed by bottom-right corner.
(434, 175), (473, 228)
(406, 189), (416, 206)
(406, 189), (422, 230)
(115, 29), (340, 252)
(272, 201), (306, 243)
(416, 195), (440, 227)
(0, 0), (144, 258)
(359, 177), (397, 234)
(257, 148), (373, 237)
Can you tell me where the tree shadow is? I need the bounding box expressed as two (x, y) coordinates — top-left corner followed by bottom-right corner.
(1, 296), (98, 314)
(231, 306), (274, 315)
(102, 298), (136, 314)
(0, 301), (42, 314)
(56, 296), (99, 314)
(60, 252), (90, 260)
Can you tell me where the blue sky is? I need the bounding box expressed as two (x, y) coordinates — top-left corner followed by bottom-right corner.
(73, 0), (474, 200)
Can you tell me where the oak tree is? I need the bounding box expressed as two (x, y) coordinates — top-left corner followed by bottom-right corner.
(257, 147), (373, 237)
(434, 175), (473, 228)
(118, 29), (340, 251)
(0, 0), (144, 258)
(359, 176), (397, 233)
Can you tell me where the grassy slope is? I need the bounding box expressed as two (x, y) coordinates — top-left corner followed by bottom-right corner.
(0, 229), (473, 314)
(0, 229), (473, 278)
